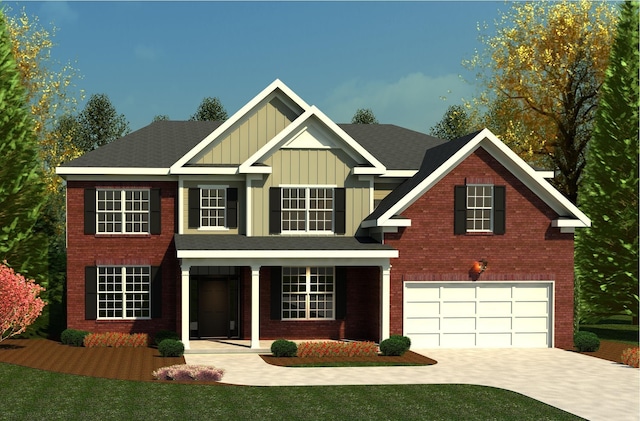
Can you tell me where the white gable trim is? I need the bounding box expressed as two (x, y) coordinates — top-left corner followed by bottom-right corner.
(56, 167), (169, 176)
(169, 79), (309, 173)
(367, 128), (590, 229)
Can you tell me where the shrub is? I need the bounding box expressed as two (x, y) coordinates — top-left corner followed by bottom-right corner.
(158, 339), (185, 357)
(60, 329), (89, 347)
(152, 364), (224, 382)
(270, 339), (297, 357)
(297, 341), (378, 358)
(83, 332), (149, 348)
(389, 335), (411, 351)
(380, 337), (410, 356)
(154, 330), (180, 346)
(621, 347), (640, 368)
(574, 331), (600, 352)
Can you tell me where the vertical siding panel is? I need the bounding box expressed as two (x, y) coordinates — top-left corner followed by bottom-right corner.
(308, 150), (318, 184)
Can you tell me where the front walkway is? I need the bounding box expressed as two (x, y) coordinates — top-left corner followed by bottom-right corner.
(185, 347), (640, 421)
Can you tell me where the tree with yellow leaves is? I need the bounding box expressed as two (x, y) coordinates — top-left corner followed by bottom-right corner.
(465, 0), (618, 203)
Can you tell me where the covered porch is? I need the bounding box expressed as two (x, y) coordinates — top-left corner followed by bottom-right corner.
(175, 235), (398, 350)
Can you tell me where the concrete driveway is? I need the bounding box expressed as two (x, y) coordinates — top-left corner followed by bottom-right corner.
(185, 348), (640, 421)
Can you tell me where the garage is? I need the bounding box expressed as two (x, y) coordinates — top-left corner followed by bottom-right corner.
(403, 282), (553, 348)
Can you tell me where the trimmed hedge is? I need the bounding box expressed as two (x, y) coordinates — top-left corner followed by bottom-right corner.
(60, 329), (90, 347)
(158, 339), (185, 357)
(380, 335), (411, 356)
(574, 331), (600, 352)
(270, 339), (297, 357)
(154, 330), (180, 346)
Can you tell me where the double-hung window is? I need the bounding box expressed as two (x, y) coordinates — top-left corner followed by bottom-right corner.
(466, 185), (493, 232)
(188, 186), (238, 230)
(281, 187), (333, 232)
(282, 267), (334, 320)
(454, 184), (505, 235)
(200, 187), (226, 228)
(96, 189), (150, 234)
(97, 266), (151, 319)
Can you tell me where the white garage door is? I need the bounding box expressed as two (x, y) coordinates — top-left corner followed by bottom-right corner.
(403, 282), (553, 348)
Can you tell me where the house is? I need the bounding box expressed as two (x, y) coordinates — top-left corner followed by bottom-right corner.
(56, 80), (590, 350)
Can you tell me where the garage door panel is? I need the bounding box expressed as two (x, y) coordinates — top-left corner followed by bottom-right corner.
(513, 333), (549, 347)
(409, 334), (441, 347)
(442, 333), (476, 347)
(405, 317), (439, 332)
(442, 317), (476, 332)
(442, 287), (476, 300)
(477, 301), (511, 315)
(477, 286), (512, 300)
(404, 284), (441, 301)
(441, 301), (476, 316)
(478, 317), (512, 331)
(514, 301), (548, 316)
(477, 333), (512, 347)
(514, 316), (548, 331)
(513, 286), (549, 300)
(405, 301), (439, 317)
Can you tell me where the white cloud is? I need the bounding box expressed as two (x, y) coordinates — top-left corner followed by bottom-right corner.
(319, 72), (475, 134)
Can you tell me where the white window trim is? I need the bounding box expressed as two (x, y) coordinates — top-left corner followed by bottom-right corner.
(466, 184), (494, 233)
(197, 184), (229, 231)
(282, 266), (335, 321)
(280, 185), (337, 234)
(96, 265), (151, 320)
(96, 188), (150, 235)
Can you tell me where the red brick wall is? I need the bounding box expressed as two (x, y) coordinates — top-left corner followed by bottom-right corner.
(384, 149), (575, 348)
(66, 181), (179, 337)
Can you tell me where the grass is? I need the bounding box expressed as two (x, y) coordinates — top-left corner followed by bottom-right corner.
(579, 315), (639, 345)
(0, 363), (584, 421)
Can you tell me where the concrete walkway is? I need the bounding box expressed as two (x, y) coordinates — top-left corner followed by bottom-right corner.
(185, 348), (640, 421)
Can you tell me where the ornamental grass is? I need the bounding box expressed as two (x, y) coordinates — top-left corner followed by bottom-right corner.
(152, 364), (225, 382)
(296, 341), (378, 358)
(620, 347), (640, 368)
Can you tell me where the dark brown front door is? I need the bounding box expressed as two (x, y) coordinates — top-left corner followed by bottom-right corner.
(198, 279), (228, 337)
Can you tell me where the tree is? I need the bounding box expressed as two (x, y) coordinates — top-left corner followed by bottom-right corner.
(152, 114), (170, 122)
(429, 104), (480, 140)
(0, 10), (48, 279)
(575, 0), (639, 324)
(190, 97), (228, 121)
(465, 0), (618, 203)
(75, 93), (130, 153)
(0, 262), (46, 342)
(351, 108), (378, 124)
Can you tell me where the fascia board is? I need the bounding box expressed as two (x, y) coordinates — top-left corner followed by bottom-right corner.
(176, 249), (399, 259)
(380, 170), (418, 178)
(170, 79), (311, 172)
(552, 218), (588, 228)
(171, 167), (239, 175)
(537, 170), (555, 179)
(55, 167), (169, 176)
(362, 218), (412, 228)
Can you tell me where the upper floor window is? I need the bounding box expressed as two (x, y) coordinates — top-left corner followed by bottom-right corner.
(455, 184), (505, 235)
(97, 189), (149, 234)
(188, 187), (238, 230)
(200, 187), (226, 228)
(282, 187), (333, 232)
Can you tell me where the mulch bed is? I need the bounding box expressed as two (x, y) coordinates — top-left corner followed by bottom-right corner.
(261, 351), (437, 367)
(0, 339), (636, 384)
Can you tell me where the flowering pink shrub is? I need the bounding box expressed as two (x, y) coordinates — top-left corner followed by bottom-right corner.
(296, 341), (378, 358)
(0, 261), (46, 342)
(152, 364), (225, 382)
(83, 332), (149, 348)
(621, 347), (639, 368)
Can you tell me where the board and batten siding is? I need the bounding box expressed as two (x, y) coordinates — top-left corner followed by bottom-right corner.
(182, 180), (244, 235)
(251, 148), (371, 236)
(189, 98), (299, 165)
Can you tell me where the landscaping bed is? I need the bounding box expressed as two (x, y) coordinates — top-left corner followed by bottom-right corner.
(261, 350), (436, 367)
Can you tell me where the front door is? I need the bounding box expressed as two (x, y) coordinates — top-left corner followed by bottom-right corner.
(198, 279), (229, 337)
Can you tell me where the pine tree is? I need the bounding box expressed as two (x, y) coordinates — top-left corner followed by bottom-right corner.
(0, 11), (47, 279)
(575, 0), (639, 324)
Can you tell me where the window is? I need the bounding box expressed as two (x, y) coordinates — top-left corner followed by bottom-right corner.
(282, 267), (334, 320)
(96, 189), (149, 234)
(281, 187), (333, 232)
(466, 185), (493, 232)
(200, 187), (226, 228)
(97, 266), (150, 319)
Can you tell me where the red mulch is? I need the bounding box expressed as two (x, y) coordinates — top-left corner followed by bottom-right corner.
(0, 339), (636, 384)
(261, 350), (437, 366)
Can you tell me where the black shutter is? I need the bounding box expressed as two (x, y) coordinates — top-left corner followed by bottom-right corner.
(335, 267), (347, 319)
(454, 186), (467, 235)
(227, 188), (238, 229)
(188, 188), (200, 229)
(334, 188), (346, 235)
(269, 187), (281, 234)
(151, 266), (162, 318)
(270, 267), (282, 320)
(150, 189), (161, 234)
(84, 189), (96, 235)
(493, 186), (506, 235)
(85, 266), (97, 320)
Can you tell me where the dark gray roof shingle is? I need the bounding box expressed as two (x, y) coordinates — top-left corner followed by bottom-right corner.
(174, 234), (395, 251)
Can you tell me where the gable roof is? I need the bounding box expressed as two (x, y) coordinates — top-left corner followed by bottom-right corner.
(363, 128), (590, 231)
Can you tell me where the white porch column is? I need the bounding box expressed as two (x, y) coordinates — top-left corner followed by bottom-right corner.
(380, 263), (391, 341)
(250, 265), (261, 349)
(180, 263), (191, 350)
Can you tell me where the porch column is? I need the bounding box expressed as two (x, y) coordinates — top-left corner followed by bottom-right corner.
(380, 263), (391, 341)
(180, 263), (191, 350)
(250, 265), (261, 349)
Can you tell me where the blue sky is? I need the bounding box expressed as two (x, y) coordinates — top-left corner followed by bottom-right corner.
(9, 1), (507, 134)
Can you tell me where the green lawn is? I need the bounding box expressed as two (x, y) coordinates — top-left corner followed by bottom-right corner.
(0, 363), (584, 420)
(579, 315), (639, 345)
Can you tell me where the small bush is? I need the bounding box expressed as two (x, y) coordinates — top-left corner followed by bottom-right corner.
(158, 339), (185, 357)
(270, 339), (297, 357)
(154, 330), (180, 346)
(152, 364), (224, 382)
(380, 337), (410, 356)
(60, 329), (90, 347)
(574, 331), (600, 352)
(621, 347), (640, 368)
(389, 335), (411, 351)
(83, 332), (149, 348)
(297, 341), (378, 358)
